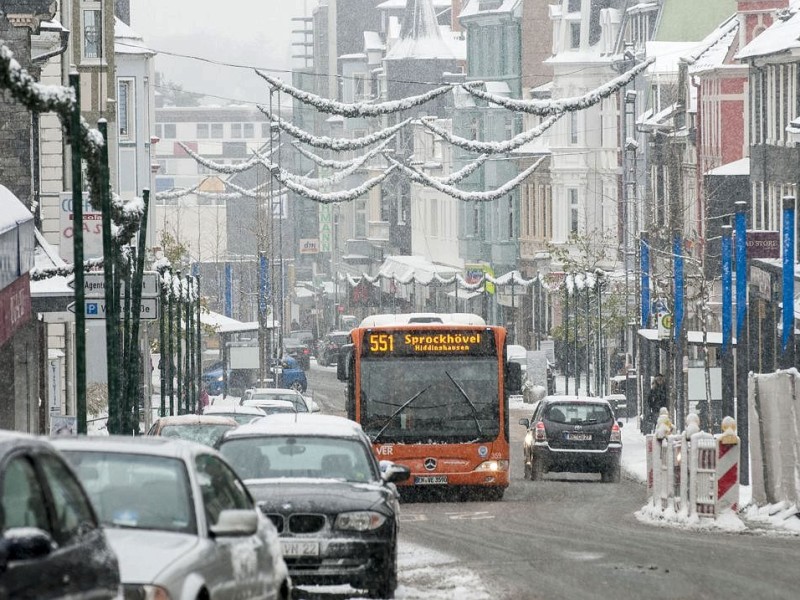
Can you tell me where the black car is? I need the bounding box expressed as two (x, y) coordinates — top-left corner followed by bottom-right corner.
(218, 414), (410, 599)
(519, 396), (623, 483)
(0, 431), (120, 599)
(316, 331), (351, 367)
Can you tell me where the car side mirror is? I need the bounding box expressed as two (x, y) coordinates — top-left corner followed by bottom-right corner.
(518, 418), (530, 429)
(210, 509), (258, 537)
(618, 420), (624, 428)
(0, 528), (54, 563)
(379, 460), (411, 484)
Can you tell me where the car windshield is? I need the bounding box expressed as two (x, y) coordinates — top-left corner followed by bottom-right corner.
(545, 403), (612, 425)
(360, 357), (500, 443)
(159, 423), (236, 446)
(219, 435), (378, 483)
(61, 451), (196, 534)
(329, 334), (349, 345)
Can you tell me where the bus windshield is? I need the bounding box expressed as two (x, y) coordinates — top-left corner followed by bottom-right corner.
(360, 357), (500, 443)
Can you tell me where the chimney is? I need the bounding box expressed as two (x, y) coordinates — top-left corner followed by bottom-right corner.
(452, 0), (463, 32)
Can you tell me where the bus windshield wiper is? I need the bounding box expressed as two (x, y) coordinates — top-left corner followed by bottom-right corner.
(445, 371), (483, 437)
(371, 383), (434, 443)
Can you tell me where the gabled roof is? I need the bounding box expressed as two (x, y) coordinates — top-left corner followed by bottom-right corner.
(736, 8), (800, 61)
(685, 14), (740, 74)
(459, 0), (521, 19)
(386, 0), (455, 60)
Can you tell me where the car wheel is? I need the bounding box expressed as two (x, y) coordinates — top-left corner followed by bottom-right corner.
(484, 487), (504, 501)
(367, 547), (397, 599)
(601, 462), (621, 483)
(530, 457), (545, 481)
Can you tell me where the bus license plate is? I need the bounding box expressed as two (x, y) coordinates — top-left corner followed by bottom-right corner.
(281, 541), (320, 557)
(414, 475), (448, 485)
(565, 432), (592, 441)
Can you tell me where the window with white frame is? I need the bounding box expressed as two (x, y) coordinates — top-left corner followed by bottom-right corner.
(230, 123), (242, 138)
(211, 123), (223, 138)
(117, 79), (135, 140)
(570, 23), (581, 49)
(261, 123), (270, 138)
(163, 124), (176, 139)
(568, 0), (581, 11)
(569, 188), (579, 234)
(82, 6), (102, 60)
(569, 111), (579, 144)
(430, 197), (438, 236)
(507, 196), (514, 239)
(243, 123), (254, 138)
(353, 73), (369, 101)
(473, 204), (480, 236)
(355, 199), (366, 238)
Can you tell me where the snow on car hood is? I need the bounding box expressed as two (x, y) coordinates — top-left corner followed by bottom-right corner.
(105, 528), (201, 583)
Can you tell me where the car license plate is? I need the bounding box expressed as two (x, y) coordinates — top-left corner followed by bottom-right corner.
(414, 475), (448, 485)
(280, 541), (320, 557)
(565, 432), (592, 441)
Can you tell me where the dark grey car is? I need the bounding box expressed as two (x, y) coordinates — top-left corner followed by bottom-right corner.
(519, 396), (623, 482)
(0, 431), (120, 599)
(218, 414), (410, 599)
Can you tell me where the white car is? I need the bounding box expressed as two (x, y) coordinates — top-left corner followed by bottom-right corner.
(242, 398), (300, 415)
(242, 388), (316, 413)
(53, 436), (291, 600)
(203, 403), (268, 425)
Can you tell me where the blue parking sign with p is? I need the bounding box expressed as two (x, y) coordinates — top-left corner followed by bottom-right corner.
(86, 302), (99, 315)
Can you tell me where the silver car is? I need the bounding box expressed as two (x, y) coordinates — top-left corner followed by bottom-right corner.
(53, 436), (291, 600)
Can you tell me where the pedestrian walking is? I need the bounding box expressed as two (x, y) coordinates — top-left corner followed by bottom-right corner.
(645, 373), (668, 434)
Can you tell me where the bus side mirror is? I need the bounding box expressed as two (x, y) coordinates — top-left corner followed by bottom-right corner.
(507, 361), (522, 393)
(337, 345), (353, 381)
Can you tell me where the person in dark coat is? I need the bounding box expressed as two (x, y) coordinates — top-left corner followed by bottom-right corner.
(645, 373), (668, 434)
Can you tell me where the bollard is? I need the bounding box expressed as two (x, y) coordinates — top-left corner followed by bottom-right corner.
(715, 416), (740, 513)
(645, 434), (655, 506)
(689, 431), (717, 517)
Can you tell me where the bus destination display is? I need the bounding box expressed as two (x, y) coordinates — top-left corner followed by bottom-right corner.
(365, 330), (495, 356)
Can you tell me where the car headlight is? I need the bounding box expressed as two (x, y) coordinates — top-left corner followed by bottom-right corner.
(122, 584), (171, 600)
(334, 511), (387, 531)
(216, 375), (223, 382)
(474, 460), (509, 472)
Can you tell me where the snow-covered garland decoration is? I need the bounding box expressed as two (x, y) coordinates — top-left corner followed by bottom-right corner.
(255, 70), (453, 118)
(254, 137), (393, 190)
(293, 143), (372, 170)
(177, 142), (263, 174)
(434, 154), (489, 185)
(386, 154), (546, 203)
(261, 160), (399, 204)
(30, 258), (104, 281)
(154, 185), (201, 201)
(0, 44), (144, 249)
(258, 105), (411, 151)
(420, 112), (563, 154)
(222, 178), (286, 200)
(461, 58), (655, 115)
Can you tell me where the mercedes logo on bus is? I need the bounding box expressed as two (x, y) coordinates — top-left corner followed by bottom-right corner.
(423, 458), (437, 471)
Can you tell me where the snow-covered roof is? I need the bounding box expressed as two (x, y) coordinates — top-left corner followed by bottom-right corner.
(386, 0), (455, 60)
(229, 413), (364, 438)
(737, 9), (800, 61)
(706, 157), (749, 176)
(638, 328), (731, 345)
(459, 0), (521, 19)
(377, 0), (451, 9)
(200, 309), (272, 333)
(685, 15), (739, 74)
(30, 229), (71, 298)
(0, 184), (33, 235)
(646, 41), (703, 76)
(114, 17), (154, 56)
(377, 255), (460, 285)
(358, 312), (486, 326)
(364, 31), (383, 51)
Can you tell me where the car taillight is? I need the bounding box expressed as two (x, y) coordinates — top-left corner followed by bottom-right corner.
(534, 420), (546, 442)
(610, 423), (621, 443)
(303, 348), (309, 354)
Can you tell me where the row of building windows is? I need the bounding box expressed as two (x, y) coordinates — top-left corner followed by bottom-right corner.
(154, 122), (271, 140)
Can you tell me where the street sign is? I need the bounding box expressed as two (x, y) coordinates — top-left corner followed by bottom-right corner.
(657, 311), (673, 340)
(68, 271), (160, 297)
(66, 297), (160, 320)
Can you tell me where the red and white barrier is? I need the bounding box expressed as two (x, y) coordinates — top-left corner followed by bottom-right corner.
(716, 416), (740, 513)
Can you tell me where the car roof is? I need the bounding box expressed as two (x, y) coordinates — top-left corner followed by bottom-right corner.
(325, 330), (351, 337)
(242, 399), (296, 408)
(0, 431), (54, 453)
(154, 414), (238, 426)
(51, 435), (211, 459)
(222, 413), (364, 439)
(203, 405), (266, 416)
(249, 388), (301, 395)
(544, 395), (612, 406)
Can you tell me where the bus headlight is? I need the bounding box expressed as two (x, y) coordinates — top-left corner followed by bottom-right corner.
(474, 460), (509, 472)
(334, 511), (387, 531)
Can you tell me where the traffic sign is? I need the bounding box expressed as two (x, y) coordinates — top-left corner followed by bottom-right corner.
(68, 271), (160, 297)
(66, 297), (160, 320)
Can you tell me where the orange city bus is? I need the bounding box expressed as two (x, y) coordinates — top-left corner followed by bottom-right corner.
(337, 313), (521, 500)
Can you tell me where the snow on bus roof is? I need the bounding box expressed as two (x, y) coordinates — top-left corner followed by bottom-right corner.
(358, 313), (486, 327)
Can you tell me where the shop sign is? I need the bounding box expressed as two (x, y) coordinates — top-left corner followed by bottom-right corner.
(0, 273), (32, 347)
